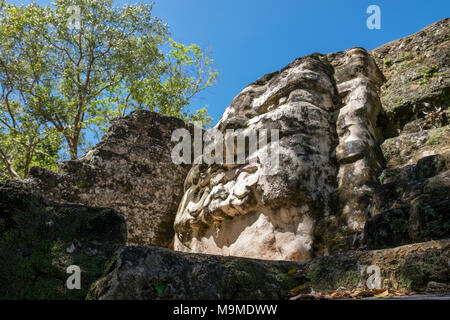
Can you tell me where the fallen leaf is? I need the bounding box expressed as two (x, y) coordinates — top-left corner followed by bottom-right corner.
(374, 290), (389, 298)
(287, 268), (297, 275)
(331, 292), (340, 297)
(289, 284), (305, 295)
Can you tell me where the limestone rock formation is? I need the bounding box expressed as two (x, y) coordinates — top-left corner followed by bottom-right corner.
(174, 55), (340, 261)
(29, 110), (191, 247)
(173, 47), (388, 260)
(372, 18), (449, 173)
(71, 18), (450, 299)
(371, 18), (449, 140)
(363, 18), (450, 249)
(173, 19), (450, 262)
(88, 239), (450, 299)
(328, 48), (386, 233)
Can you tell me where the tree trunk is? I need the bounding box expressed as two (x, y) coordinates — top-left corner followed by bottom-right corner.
(64, 136), (79, 160)
(70, 143), (78, 160)
(0, 149), (21, 179)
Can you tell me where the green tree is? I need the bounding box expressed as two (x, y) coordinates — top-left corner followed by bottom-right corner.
(0, 0), (217, 179)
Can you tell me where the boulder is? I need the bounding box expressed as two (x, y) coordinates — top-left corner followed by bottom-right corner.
(174, 55), (340, 261)
(88, 239), (450, 299)
(173, 48), (387, 261)
(0, 180), (126, 299)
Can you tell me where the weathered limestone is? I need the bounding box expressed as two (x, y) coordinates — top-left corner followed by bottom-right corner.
(174, 56), (339, 261)
(370, 18), (449, 137)
(173, 48), (389, 261)
(362, 19), (450, 250)
(1, 18), (449, 301)
(329, 48), (386, 232)
(364, 152), (450, 249)
(29, 110), (191, 247)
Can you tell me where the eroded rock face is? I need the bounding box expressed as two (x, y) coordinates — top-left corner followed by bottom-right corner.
(174, 56), (339, 261)
(372, 18), (449, 171)
(173, 19), (450, 261)
(88, 246), (300, 300)
(29, 110), (191, 247)
(370, 18), (449, 138)
(362, 19), (450, 250)
(174, 49), (387, 261)
(329, 48), (386, 232)
(364, 152), (450, 249)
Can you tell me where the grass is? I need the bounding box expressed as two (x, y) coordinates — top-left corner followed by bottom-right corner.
(426, 125), (448, 145)
(383, 58), (393, 67)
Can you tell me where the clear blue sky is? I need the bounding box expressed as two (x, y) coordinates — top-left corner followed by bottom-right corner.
(9, 0), (450, 125)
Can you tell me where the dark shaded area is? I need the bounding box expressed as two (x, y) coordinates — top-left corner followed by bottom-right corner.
(0, 181), (126, 299)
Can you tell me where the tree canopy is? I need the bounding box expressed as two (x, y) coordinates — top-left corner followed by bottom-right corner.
(0, 0), (217, 179)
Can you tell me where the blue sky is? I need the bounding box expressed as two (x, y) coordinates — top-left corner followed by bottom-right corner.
(8, 0), (450, 125)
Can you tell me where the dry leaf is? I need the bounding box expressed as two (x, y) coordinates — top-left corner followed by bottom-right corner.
(287, 268), (298, 275)
(331, 292), (340, 297)
(374, 290), (389, 298)
(289, 284), (305, 295)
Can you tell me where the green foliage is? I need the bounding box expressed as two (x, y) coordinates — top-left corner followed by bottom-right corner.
(0, 0), (217, 179)
(418, 78), (428, 85)
(426, 125), (448, 145)
(305, 258), (360, 292)
(153, 282), (165, 297)
(378, 170), (396, 184)
(383, 58), (393, 66)
(400, 253), (448, 291)
(418, 65), (444, 85)
(0, 197), (71, 299)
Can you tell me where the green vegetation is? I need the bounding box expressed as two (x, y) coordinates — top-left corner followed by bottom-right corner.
(378, 169), (397, 184)
(400, 253), (448, 291)
(153, 282), (165, 297)
(418, 79), (428, 85)
(383, 58), (393, 67)
(0, 0), (217, 180)
(381, 138), (399, 162)
(426, 125), (448, 145)
(305, 257), (360, 292)
(418, 65), (445, 85)
(220, 260), (298, 299)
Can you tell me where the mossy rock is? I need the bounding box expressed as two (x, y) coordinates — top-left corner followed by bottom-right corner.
(399, 250), (449, 291)
(305, 255), (360, 291)
(0, 181), (126, 299)
(364, 207), (411, 250)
